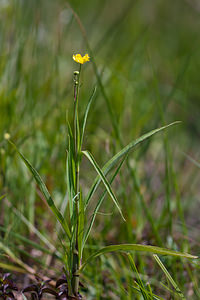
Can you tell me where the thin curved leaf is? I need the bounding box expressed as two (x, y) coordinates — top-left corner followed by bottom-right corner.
(80, 86), (97, 147)
(153, 254), (186, 299)
(80, 243), (197, 271)
(8, 140), (71, 240)
(127, 253), (150, 300)
(0, 263), (26, 274)
(85, 121), (180, 206)
(82, 155), (127, 249)
(82, 150), (125, 221)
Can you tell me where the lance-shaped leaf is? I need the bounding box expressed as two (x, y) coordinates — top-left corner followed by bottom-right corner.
(82, 155), (127, 249)
(153, 254), (186, 299)
(8, 140), (71, 240)
(127, 253), (151, 299)
(78, 189), (85, 259)
(85, 121), (180, 207)
(82, 150), (125, 221)
(80, 244), (198, 271)
(80, 86), (96, 148)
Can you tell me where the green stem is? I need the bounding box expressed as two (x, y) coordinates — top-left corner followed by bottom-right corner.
(71, 64), (82, 297)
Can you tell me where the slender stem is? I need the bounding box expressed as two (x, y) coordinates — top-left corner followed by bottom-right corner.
(71, 64), (82, 297)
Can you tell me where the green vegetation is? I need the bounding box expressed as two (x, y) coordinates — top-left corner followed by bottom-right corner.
(0, 0), (200, 299)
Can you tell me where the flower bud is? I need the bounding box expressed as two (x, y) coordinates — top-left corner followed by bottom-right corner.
(4, 133), (10, 140)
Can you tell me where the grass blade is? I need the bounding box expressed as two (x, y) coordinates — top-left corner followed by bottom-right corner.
(78, 189), (85, 259)
(80, 86), (97, 148)
(153, 254), (186, 299)
(85, 122), (180, 207)
(82, 150), (125, 221)
(127, 253), (150, 299)
(0, 262), (26, 273)
(80, 244), (197, 271)
(8, 140), (71, 239)
(83, 155), (127, 249)
(66, 132), (75, 218)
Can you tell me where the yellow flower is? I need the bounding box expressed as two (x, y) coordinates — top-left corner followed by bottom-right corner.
(73, 53), (90, 64)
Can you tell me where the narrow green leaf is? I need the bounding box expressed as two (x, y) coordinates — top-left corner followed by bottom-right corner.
(85, 121), (180, 206)
(8, 140), (71, 240)
(66, 135), (75, 218)
(57, 233), (70, 273)
(130, 283), (163, 300)
(127, 253), (150, 300)
(66, 153), (73, 217)
(76, 103), (81, 155)
(0, 262), (26, 274)
(146, 283), (155, 300)
(82, 150), (125, 221)
(83, 155), (127, 249)
(66, 114), (74, 154)
(153, 254), (186, 299)
(80, 243), (197, 271)
(78, 189), (85, 259)
(80, 86), (96, 147)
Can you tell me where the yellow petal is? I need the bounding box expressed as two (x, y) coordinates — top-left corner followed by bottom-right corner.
(73, 53), (90, 64)
(83, 53), (90, 63)
(73, 54), (84, 64)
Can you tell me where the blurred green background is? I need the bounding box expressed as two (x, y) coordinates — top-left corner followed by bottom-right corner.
(0, 0), (200, 298)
